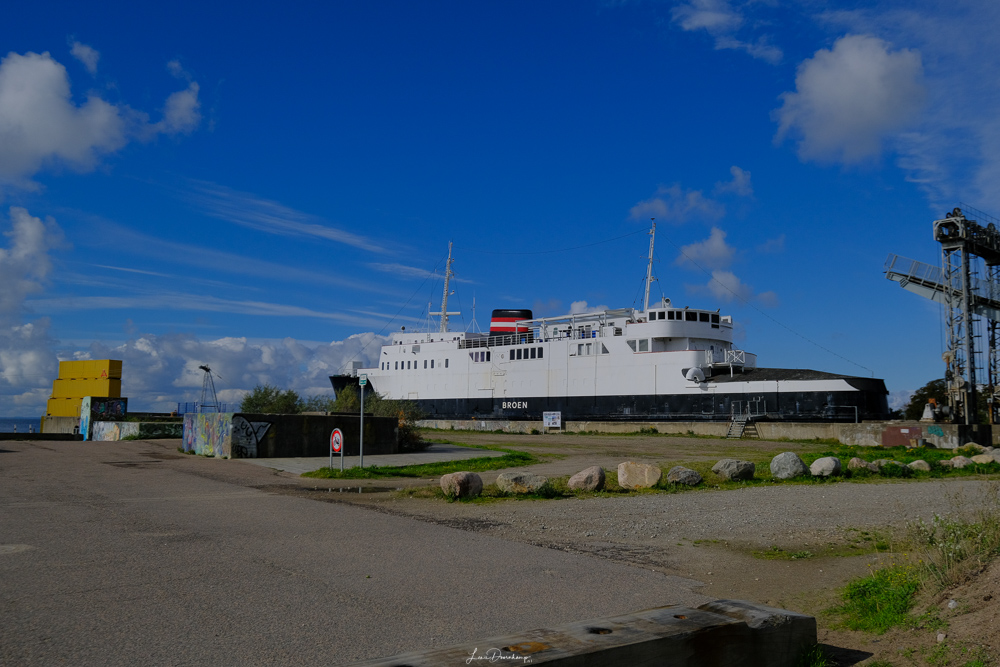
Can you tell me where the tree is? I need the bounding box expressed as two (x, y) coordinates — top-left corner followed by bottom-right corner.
(239, 384), (302, 414)
(330, 385), (425, 451)
(903, 379), (947, 421)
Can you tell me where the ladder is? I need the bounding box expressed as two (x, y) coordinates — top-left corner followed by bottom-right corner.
(726, 415), (760, 439)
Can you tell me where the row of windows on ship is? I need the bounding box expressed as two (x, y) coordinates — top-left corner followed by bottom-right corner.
(648, 310), (721, 326)
(381, 346), (548, 371)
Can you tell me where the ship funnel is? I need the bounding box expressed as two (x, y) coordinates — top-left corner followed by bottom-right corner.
(490, 309), (532, 334)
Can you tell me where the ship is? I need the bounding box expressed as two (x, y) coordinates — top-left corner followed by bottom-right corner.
(331, 226), (889, 422)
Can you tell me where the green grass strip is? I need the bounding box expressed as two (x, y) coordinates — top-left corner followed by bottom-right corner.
(301, 447), (537, 479)
(834, 565), (920, 633)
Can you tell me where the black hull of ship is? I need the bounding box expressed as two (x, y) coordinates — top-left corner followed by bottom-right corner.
(331, 375), (890, 422)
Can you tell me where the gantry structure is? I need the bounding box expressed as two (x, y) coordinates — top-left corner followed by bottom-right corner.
(885, 206), (1000, 424)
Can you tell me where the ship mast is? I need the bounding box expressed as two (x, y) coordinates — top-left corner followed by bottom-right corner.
(439, 242), (455, 333)
(643, 219), (656, 312)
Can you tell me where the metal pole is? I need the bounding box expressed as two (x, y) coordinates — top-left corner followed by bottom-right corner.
(360, 383), (365, 469)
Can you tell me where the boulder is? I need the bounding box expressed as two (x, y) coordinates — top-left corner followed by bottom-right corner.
(617, 462), (662, 489)
(770, 452), (809, 480)
(971, 454), (996, 465)
(951, 455), (974, 469)
(496, 471), (548, 494)
(810, 456), (841, 477)
(938, 459), (955, 469)
(908, 460), (932, 472)
(666, 466), (703, 486)
(962, 443), (987, 453)
(847, 457), (878, 473)
(440, 471), (483, 499)
(568, 466), (605, 492)
(991, 450), (1000, 464)
(874, 459), (907, 470)
(711, 459), (755, 481)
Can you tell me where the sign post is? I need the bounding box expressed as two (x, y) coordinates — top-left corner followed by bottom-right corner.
(330, 428), (343, 471)
(359, 374), (367, 468)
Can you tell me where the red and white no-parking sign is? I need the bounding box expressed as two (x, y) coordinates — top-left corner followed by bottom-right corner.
(330, 428), (343, 454)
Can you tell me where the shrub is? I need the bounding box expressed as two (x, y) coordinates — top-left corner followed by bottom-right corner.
(240, 384), (302, 414)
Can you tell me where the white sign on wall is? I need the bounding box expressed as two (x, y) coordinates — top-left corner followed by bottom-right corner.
(543, 411), (562, 428)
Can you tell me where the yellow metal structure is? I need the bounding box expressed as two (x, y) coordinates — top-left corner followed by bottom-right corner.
(46, 359), (123, 417)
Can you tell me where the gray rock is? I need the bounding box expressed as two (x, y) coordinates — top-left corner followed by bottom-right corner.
(711, 459), (755, 481)
(440, 471), (483, 499)
(496, 471), (548, 494)
(937, 459), (955, 469)
(847, 457), (878, 472)
(873, 459), (907, 471)
(990, 450), (1000, 464)
(962, 442), (987, 453)
(666, 466), (703, 486)
(971, 454), (995, 465)
(617, 462), (662, 489)
(951, 455), (974, 469)
(568, 466), (605, 492)
(810, 456), (841, 477)
(908, 460), (931, 472)
(770, 452), (809, 480)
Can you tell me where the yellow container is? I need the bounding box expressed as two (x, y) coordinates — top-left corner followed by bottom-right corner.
(46, 397), (82, 417)
(57, 359), (122, 380)
(51, 378), (122, 398)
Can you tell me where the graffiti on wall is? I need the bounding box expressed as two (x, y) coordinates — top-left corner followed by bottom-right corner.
(91, 421), (140, 441)
(231, 416), (271, 458)
(182, 413), (233, 457)
(91, 398), (127, 420)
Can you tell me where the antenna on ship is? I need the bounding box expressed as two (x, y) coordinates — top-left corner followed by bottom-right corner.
(430, 241), (461, 333)
(643, 219), (657, 312)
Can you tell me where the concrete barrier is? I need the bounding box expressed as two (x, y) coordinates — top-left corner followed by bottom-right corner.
(348, 600), (816, 667)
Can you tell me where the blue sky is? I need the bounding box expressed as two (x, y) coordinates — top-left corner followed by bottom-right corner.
(2, 0), (998, 414)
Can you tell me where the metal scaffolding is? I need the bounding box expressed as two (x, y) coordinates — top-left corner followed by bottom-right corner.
(886, 206), (1000, 424)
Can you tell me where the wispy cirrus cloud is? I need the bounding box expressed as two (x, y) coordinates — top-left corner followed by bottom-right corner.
(671, 0), (782, 64)
(368, 262), (475, 283)
(185, 180), (385, 253)
(630, 184), (724, 223)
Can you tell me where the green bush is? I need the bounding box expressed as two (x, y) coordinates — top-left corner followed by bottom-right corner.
(239, 384), (302, 414)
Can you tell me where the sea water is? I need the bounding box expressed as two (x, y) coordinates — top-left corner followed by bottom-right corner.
(0, 417), (41, 433)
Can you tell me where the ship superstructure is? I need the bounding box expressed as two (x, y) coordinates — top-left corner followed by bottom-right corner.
(333, 227), (888, 421)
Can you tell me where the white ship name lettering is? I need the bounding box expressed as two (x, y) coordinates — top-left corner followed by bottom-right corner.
(502, 401), (528, 409)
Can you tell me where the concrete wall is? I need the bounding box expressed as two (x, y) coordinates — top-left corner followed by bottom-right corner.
(40, 415), (80, 434)
(350, 599), (816, 667)
(182, 412), (398, 458)
(419, 418), (999, 448)
(90, 421), (183, 441)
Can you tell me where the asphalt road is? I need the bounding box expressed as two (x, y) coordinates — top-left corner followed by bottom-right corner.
(0, 440), (709, 666)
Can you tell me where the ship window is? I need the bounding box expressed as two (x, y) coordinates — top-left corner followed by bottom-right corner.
(486, 351), (491, 361)
(614, 328), (622, 336)
(578, 344), (584, 355)
(700, 313), (710, 322)
(424, 360), (427, 369)
(627, 340), (637, 352)
(445, 359), (449, 368)
(431, 359), (434, 368)
(601, 343), (609, 354)
(537, 348), (542, 359)
(711, 313), (719, 323)
(530, 348), (536, 359)
(638, 339), (649, 352)
(685, 312), (697, 321)
(586, 343), (592, 355)
(394, 361), (398, 370)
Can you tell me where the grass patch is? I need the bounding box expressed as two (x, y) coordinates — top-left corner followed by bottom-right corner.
(301, 446), (537, 479)
(794, 644), (835, 667)
(832, 564), (921, 633)
(753, 545), (815, 560)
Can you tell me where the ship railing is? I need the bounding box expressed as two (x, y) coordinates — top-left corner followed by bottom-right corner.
(458, 333), (536, 349)
(706, 349), (756, 369)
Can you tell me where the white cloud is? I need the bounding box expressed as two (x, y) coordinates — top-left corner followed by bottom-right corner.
(0, 50), (202, 190)
(185, 180), (385, 252)
(713, 165), (753, 197)
(818, 5), (1000, 211)
(79, 332), (388, 413)
(773, 34), (926, 164)
(676, 226), (735, 271)
(630, 184), (724, 223)
(0, 207), (65, 321)
(569, 300), (609, 314)
(69, 41), (99, 75)
(756, 234), (785, 254)
(672, 0), (782, 64)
